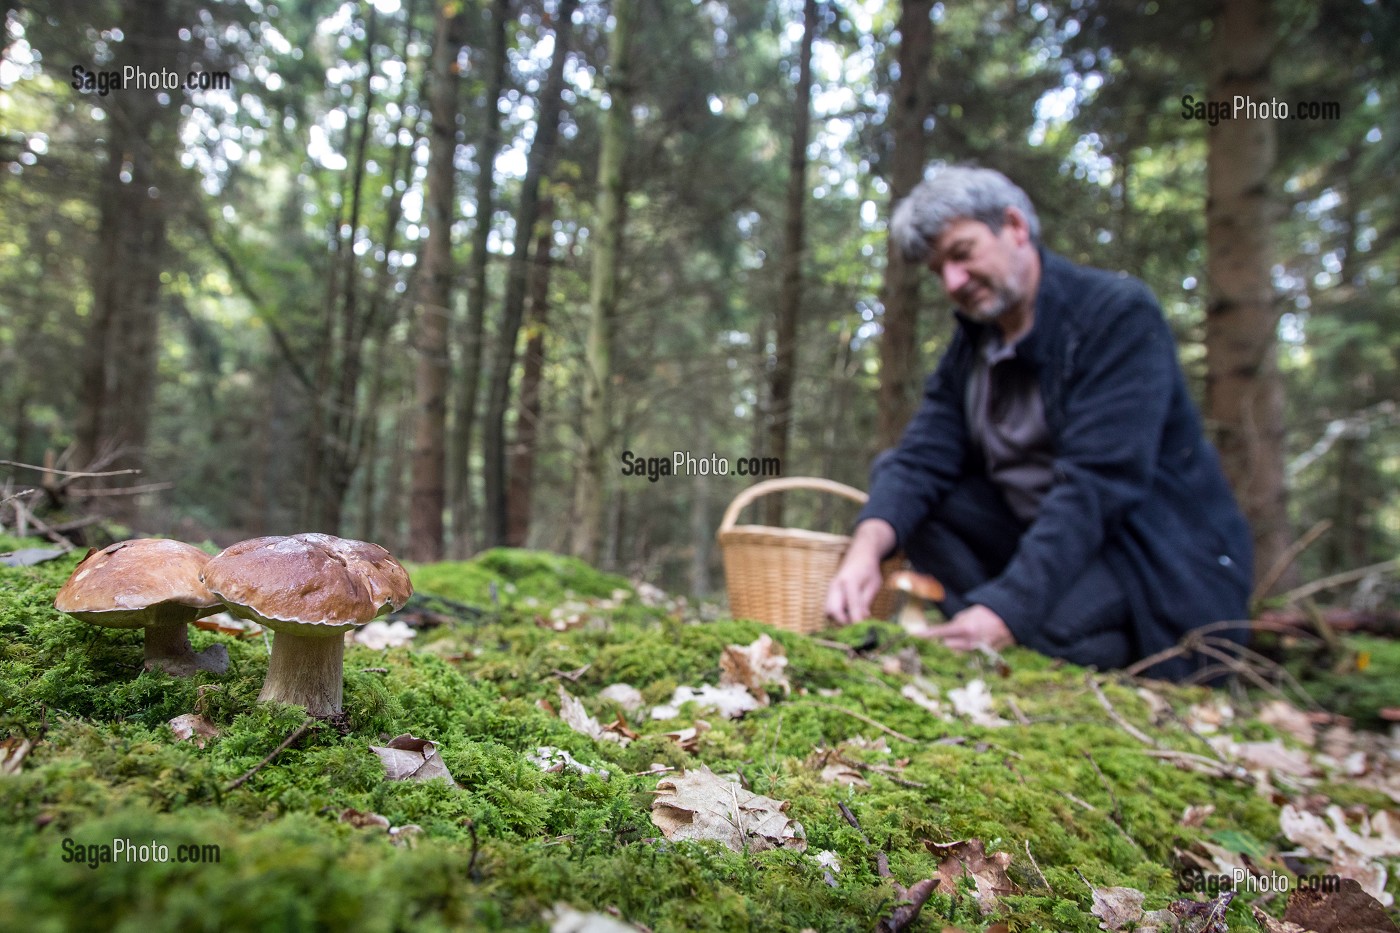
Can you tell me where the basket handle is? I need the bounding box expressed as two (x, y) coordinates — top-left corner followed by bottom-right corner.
(718, 476), (870, 534)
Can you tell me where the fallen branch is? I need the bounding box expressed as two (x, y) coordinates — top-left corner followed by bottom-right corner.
(225, 718), (318, 791)
(1253, 518), (1331, 602)
(1278, 557), (1400, 605)
(0, 460), (142, 479)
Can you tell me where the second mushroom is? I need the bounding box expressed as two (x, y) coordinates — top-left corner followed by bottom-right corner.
(201, 533), (413, 717)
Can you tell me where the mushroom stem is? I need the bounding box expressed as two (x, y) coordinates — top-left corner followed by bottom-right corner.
(142, 620), (200, 674)
(258, 631), (346, 716)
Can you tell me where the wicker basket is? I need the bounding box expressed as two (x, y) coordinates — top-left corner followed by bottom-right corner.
(718, 477), (899, 634)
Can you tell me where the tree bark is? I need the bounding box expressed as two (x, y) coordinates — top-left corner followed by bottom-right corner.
(482, 0), (577, 547)
(75, 0), (179, 523)
(875, 0), (933, 452)
(1204, 0), (1287, 592)
(762, 0), (817, 527)
(449, 0), (511, 558)
(408, 4), (467, 561)
(570, 0), (635, 563)
(506, 198), (555, 547)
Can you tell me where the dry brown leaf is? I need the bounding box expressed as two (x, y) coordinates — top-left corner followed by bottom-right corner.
(369, 733), (457, 785)
(819, 763), (870, 788)
(546, 903), (643, 933)
(557, 686), (630, 746)
(1166, 892), (1232, 932)
(1186, 699), (1234, 734)
(1081, 877), (1177, 932)
(650, 765), (806, 854)
(1280, 804), (1400, 906)
(659, 721), (710, 754)
(1260, 700), (1318, 746)
(339, 807), (392, 829)
(1250, 906), (1316, 933)
(167, 713), (221, 749)
(1284, 877), (1400, 932)
(719, 634), (790, 705)
(1180, 804), (1215, 828)
(1223, 739), (1316, 778)
(926, 839), (1018, 915)
(0, 736), (33, 775)
(947, 680), (1010, 728)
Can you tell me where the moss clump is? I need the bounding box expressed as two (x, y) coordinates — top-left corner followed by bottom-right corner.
(2, 548), (1398, 930)
(406, 547), (631, 609)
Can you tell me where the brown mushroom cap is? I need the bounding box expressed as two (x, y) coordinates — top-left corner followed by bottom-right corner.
(887, 570), (946, 602)
(200, 533), (413, 636)
(54, 539), (221, 628)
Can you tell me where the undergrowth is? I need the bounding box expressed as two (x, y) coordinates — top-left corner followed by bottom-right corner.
(0, 542), (1391, 931)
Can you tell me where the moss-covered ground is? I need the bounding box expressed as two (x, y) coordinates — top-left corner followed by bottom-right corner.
(1, 542), (1396, 931)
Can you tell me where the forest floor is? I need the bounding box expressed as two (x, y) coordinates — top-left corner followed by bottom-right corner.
(2, 539), (1399, 932)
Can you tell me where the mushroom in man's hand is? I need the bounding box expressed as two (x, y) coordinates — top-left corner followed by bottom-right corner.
(200, 533), (413, 717)
(887, 569), (946, 638)
(54, 538), (229, 676)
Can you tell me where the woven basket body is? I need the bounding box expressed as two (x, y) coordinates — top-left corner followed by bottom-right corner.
(718, 477), (899, 634)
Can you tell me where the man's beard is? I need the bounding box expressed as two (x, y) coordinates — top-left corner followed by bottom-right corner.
(956, 280), (1018, 324)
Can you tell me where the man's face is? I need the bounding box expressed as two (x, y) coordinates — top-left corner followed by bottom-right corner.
(926, 214), (1031, 325)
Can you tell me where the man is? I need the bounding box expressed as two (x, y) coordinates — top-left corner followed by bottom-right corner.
(825, 165), (1252, 680)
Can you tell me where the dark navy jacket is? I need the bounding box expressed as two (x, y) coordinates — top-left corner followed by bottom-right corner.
(859, 248), (1253, 680)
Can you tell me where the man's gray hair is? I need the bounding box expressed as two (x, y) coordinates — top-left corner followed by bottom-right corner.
(889, 165), (1041, 262)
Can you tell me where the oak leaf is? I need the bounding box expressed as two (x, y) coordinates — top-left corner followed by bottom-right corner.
(650, 765), (806, 853)
(369, 733), (457, 785)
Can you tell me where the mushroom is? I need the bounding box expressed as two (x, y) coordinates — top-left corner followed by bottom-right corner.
(53, 538), (229, 676)
(200, 533), (413, 717)
(887, 570), (946, 637)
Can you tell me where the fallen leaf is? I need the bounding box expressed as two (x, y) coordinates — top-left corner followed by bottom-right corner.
(656, 683), (760, 720)
(558, 686), (630, 746)
(1250, 906), (1316, 933)
(1186, 699), (1234, 734)
(1180, 804), (1215, 828)
(901, 683), (946, 716)
(598, 683), (644, 712)
(369, 733), (457, 785)
(650, 765), (806, 854)
(819, 762), (870, 788)
(1167, 891), (1232, 932)
(0, 736), (33, 775)
(528, 746), (610, 780)
(1215, 738), (1315, 778)
(1260, 700), (1318, 746)
(0, 547), (66, 567)
(1081, 877), (1177, 932)
(1283, 877), (1400, 932)
(947, 679), (1010, 728)
(926, 839), (1018, 915)
(167, 713), (220, 749)
(193, 611), (263, 637)
(719, 634), (790, 705)
(1279, 804), (1400, 905)
(660, 721), (710, 753)
(339, 807), (392, 829)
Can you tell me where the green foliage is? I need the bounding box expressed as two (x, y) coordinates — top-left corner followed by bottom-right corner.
(5, 550), (1393, 929)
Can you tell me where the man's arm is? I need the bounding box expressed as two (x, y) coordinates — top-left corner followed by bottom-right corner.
(825, 518), (895, 624)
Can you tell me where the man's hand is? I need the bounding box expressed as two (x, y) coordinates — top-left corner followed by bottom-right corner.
(923, 604), (1014, 651)
(825, 519), (896, 624)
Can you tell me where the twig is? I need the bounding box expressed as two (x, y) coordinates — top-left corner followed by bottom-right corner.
(812, 637), (857, 658)
(1253, 519), (1331, 602)
(1082, 750), (1124, 829)
(1087, 675), (1158, 748)
(1006, 695), (1030, 725)
(67, 482), (174, 498)
(1025, 840), (1051, 890)
(838, 802), (936, 933)
(463, 818), (480, 881)
(225, 718), (318, 791)
(806, 701), (919, 744)
(1278, 557), (1400, 605)
(0, 460), (142, 479)
(9, 499), (75, 551)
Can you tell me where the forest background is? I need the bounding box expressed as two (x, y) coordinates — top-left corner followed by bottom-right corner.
(0, 0), (1396, 606)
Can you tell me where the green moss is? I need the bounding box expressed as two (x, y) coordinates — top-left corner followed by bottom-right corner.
(2, 549), (1398, 930)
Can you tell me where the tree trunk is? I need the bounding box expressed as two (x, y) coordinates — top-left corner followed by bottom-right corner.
(506, 198), (555, 547)
(762, 0), (817, 527)
(875, 0), (933, 452)
(408, 5), (466, 562)
(449, 0), (511, 558)
(570, 0), (635, 563)
(482, 0), (577, 547)
(75, 0), (178, 523)
(1204, 0), (1287, 592)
